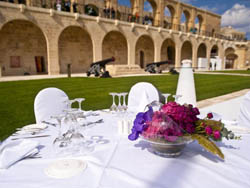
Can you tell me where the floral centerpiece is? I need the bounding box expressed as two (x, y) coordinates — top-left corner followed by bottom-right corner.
(128, 102), (240, 159)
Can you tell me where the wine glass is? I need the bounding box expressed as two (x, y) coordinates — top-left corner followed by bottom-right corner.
(109, 93), (117, 112)
(121, 92), (128, 111)
(64, 99), (76, 109)
(173, 94), (182, 103)
(74, 98), (85, 111)
(117, 93), (123, 112)
(162, 93), (171, 104)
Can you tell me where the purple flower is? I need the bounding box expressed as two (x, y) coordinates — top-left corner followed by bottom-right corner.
(205, 126), (213, 135)
(128, 107), (153, 141)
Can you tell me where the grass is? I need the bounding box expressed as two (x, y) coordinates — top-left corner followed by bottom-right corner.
(207, 70), (250, 74)
(0, 74), (250, 141)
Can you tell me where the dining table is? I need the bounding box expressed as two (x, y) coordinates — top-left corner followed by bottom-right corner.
(0, 109), (250, 188)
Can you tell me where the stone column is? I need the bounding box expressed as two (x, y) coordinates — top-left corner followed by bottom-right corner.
(92, 38), (103, 62)
(175, 44), (181, 68)
(206, 46), (211, 70)
(192, 45), (198, 68)
(0, 64), (2, 77)
(47, 36), (60, 75)
(172, 2), (181, 31)
(219, 47), (225, 69)
(188, 8), (195, 32)
(128, 38), (136, 66)
(154, 40), (161, 62)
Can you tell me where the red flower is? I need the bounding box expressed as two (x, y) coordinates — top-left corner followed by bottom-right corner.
(207, 113), (213, 119)
(213, 130), (221, 140)
(205, 126), (213, 135)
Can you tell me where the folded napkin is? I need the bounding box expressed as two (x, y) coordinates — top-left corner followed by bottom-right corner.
(0, 139), (40, 169)
(225, 125), (250, 134)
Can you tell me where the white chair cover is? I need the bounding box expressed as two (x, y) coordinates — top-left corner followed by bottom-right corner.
(34, 88), (69, 123)
(127, 82), (164, 113)
(238, 91), (250, 127)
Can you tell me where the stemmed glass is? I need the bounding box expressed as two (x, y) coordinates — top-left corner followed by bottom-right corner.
(121, 92), (128, 111)
(117, 93), (123, 112)
(173, 94), (182, 103)
(64, 99), (76, 109)
(162, 93), (171, 104)
(109, 93), (117, 112)
(75, 98), (85, 111)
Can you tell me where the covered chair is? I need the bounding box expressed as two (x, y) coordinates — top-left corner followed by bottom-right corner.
(34, 87), (69, 123)
(127, 82), (164, 113)
(238, 91), (250, 128)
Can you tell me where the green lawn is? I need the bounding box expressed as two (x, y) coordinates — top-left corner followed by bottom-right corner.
(208, 70), (250, 74)
(0, 74), (250, 141)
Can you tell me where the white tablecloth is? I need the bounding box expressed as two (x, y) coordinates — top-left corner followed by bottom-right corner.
(1, 110), (250, 188)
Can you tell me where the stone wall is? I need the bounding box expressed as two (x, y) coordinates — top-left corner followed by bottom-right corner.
(0, 20), (47, 76)
(59, 26), (93, 73)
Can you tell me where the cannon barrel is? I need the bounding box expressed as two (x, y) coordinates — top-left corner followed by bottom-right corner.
(92, 57), (115, 67)
(146, 60), (171, 67)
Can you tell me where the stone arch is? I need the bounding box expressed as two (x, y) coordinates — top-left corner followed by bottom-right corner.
(161, 38), (175, 67)
(225, 47), (238, 69)
(135, 35), (154, 68)
(181, 40), (193, 61)
(102, 31), (128, 65)
(0, 19), (48, 76)
(85, 4), (99, 16)
(210, 44), (219, 57)
(197, 43), (207, 58)
(144, 0), (157, 26)
(180, 9), (191, 32)
(195, 14), (203, 34)
(58, 26), (93, 73)
(164, 4), (175, 29)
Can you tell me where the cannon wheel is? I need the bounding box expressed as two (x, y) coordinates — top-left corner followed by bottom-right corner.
(94, 72), (100, 77)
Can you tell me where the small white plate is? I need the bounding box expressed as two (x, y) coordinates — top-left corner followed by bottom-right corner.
(44, 159), (87, 179)
(22, 123), (48, 131)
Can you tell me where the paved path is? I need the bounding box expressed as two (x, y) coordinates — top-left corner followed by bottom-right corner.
(195, 71), (250, 77)
(197, 89), (250, 108)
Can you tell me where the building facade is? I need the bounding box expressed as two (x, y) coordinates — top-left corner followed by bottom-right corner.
(0, 0), (248, 76)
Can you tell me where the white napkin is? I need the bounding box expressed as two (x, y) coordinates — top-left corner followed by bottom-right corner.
(137, 91), (151, 113)
(225, 125), (250, 134)
(0, 139), (40, 169)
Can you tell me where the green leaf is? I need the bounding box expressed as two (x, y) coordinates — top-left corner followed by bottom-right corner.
(191, 134), (224, 160)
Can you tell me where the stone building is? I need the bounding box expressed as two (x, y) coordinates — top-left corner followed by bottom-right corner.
(0, 0), (248, 76)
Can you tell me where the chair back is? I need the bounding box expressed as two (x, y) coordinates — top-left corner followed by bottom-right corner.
(34, 87), (69, 123)
(128, 82), (163, 113)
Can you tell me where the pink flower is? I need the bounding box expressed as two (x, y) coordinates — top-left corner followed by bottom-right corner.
(213, 130), (221, 140)
(207, 113), (213, 119)
(205, 126), (213, 135)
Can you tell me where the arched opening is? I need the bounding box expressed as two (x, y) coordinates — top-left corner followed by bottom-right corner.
(102, 31), (128, 65)
(197, 43), (207, 69)
(164, 5), (175, 29)
(210, 45), (219, 58)
(194, 15), (203, 34)
(0, 20), (47, 76)
(197, 43), (207, 58)
(84, 4), (99, 16)
(143, 0), (156, 26)
(181, 41), (192, 61)
(58, 26), (93, 73)
(180, 10), (190, 32)
(140, 51), (144, 68)
(225, 47), (237, 69)
(161, 38), (175, 68)
(211, 29), (215, 37)
(136, 35), (154, 68)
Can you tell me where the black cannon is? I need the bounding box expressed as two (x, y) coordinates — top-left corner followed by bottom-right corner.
(87, 57), (115, 77)
(145, 60), (171, 73)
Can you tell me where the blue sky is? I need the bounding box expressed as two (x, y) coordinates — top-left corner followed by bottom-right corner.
(118, 0), (250, 39)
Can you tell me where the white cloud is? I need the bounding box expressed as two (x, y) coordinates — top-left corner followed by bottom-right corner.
(222, 4), (250, 27)
(222, 4), (250, 38)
